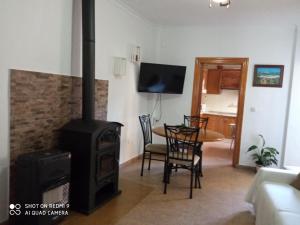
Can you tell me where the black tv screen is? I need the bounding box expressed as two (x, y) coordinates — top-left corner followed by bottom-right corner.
(137, 63), (186, 94)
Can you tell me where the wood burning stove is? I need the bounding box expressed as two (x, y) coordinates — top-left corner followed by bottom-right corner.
(60, 120), (122, 214)
(60, 0), (123, 214)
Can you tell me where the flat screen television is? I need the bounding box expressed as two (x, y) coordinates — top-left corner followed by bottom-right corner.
(137, 62), (186, 94)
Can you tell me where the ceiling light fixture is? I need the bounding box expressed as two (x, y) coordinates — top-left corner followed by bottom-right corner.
(209, 0), (231, 8)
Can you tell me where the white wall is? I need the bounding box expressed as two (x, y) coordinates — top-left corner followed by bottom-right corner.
(284, 26), (300, 167)
(153, 25), (296, 167)
(202, 90), (238, 114)
(71, 0), (157, 164)
(96, 1), (157, 163)
(0, 0), (73, 222)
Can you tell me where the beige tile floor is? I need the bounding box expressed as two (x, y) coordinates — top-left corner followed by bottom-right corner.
(60, 140), (256, 225)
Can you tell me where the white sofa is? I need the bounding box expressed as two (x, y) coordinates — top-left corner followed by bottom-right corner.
(245, 167), (300, 225)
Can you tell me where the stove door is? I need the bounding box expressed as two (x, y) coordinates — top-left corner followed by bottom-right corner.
(95, 128), (120, 184)
(95, 151), (116, 182)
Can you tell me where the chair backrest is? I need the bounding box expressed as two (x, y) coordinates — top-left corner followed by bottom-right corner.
(184, 115), (209, 129)
(164, 124), (199, 163)
(139, 114), (152, 146)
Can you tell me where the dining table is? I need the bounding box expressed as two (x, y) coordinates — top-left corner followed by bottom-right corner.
(152, 126), (225, 142)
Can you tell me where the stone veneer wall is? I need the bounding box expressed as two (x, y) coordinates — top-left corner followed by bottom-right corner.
(10, 69), (108, 200)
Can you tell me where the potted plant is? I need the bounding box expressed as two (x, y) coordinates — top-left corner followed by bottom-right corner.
(247, 134), (279, 171)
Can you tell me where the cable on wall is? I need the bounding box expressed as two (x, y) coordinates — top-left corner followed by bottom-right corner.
(150, 94), (162, 124)
(157, 94), (162, 121)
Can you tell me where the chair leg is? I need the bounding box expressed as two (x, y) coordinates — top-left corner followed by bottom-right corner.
(163, 160), (166, 182)
(195, 164), (201, 189)
(164, 179), (167, 194)
(167, 164), (172, 184)
(190, 166), (194, 199)
(200, 151), (203, 177)
(164, 163), (169, 194)
(197, 173), (201, 189)
(148, 153), (152, 170)
(194, 166), (197, 188)
(140, 152), (146, 176)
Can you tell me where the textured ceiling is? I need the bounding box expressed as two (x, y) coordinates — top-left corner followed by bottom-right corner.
(117, 0), (300, 26)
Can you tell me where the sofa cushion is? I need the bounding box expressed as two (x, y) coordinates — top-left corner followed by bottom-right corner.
(245, 168), (298, 205)
(290, 173), (300, 190)
(275, 212), (300, 225)
(262, 182), (300, 213)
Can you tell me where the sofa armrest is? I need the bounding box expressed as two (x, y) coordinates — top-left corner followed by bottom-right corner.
(245, 167), (298, 205)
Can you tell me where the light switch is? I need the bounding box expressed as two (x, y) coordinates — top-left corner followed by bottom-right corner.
(250, 107), (256, 112)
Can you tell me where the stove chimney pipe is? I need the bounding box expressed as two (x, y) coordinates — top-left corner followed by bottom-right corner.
(82, 0), (95, 121)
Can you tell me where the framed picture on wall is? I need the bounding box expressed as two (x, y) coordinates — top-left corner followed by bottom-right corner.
(253, 65), (284, 87)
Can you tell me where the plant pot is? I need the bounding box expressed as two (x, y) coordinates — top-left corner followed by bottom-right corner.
(256, 165), (264, 172)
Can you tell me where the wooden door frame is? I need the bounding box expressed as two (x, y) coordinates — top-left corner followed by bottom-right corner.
(191, 57), (249, 166)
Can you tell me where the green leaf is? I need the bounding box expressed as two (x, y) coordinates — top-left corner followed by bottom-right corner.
(262, 152), (271, 157)
(270, 159), (278, 165)
(264, 147), (278, 153)
(247, 145), (258, 152)
(259, 134), (266, 147)
(255, 160), (263, 165)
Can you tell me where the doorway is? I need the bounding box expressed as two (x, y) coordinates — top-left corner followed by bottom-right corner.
(191, 57), (249, 166)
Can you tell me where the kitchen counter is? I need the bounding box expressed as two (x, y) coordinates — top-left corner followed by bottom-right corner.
(201, 111), (237, 118)
(200, 111), (237, 138)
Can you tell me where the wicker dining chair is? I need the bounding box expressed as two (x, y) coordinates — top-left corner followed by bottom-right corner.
(163, 124), (201, 199)
(139, 114), (166, 176)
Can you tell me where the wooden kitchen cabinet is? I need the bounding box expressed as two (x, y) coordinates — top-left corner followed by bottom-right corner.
(203, 68), (241, 94)
(205, 69), (222, 94)
(220, 69), (241, 90)
(201, 113), (236, 138)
